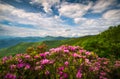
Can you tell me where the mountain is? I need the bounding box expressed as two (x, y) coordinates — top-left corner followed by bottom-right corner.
(0, 25), (120, 59)
(0, 36), (68, 49)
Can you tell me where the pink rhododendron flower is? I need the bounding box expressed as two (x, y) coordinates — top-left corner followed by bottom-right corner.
(45, 70), (50, 75)
(2, 56), (8, 63)
(17, 63), (25, 68)
(44, 52), (49, 55)
(64, 61), (69, 66)
(5, 73), (16, 79)
(100, 71), (107, 76)
(85, 51), (91, 55)
(59, 71), (63, 76)
(40, 53), (46, 58)
(25, 55), (31, 59)
(115, 60), (120, 67)
(64, 50), (69, 53)
(34, 55), (39, 59)
(63, 73), (68, 78)
(79, 50), (84, 53)
(73, 53), (81, 58)
(17, 59), (22, 63)
(76, 70), (82, 79)
(10, 64), (16, 70)
(85, 59), (90, 64)
(40, 59), (50, 65)
(25, 64), (30, 69)
(35, 66), (43, 70)
(58, 66), (64, 71)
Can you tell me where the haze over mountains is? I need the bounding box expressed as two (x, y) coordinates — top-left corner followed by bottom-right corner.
(0, 25), (120, 58)
(0, 36), (68, 49)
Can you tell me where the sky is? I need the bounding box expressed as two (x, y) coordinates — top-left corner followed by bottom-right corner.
(0, 0), (120, 37)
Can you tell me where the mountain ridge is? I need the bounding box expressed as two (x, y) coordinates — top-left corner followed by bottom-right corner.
(0, 25), (120, 59)
(0, 36), (69, 49)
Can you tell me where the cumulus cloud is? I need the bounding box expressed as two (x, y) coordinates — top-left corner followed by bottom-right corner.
(0, 0), (120, 37)
(0, 3), (64, 30)
(103, 9), (120, 20)
(92, 0), (116, 13)
(30, 0), (60, 13)
(74, 18), (87, 24)
(0, 3), (73, 37)
(59, 2), (92, 18)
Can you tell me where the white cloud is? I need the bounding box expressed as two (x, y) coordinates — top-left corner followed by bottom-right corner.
(103, 9), (120, 20)
(14, 0), (22, 3)
(30, 0), (60, 13)
(0, 3), (74, 37)
(74, 18), (87, 24)
(92, 0), (116, 13)
(59, 2), (92, 18)
(0, 3), (64, 30)
(0, 1), (120, 37)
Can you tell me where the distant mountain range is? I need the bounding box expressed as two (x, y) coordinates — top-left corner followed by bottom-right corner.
(0, 25), (120, 59)
(0, 36), (69, 49)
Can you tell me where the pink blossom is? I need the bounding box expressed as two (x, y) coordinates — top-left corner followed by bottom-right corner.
(40, 53), (46, 58)
(5, 73), (16, 79)
(17, 63), (25, 68)
(17, 59), (22, 63)
(59, 71), (63, 76)
(103, 61), (108, 65)
(63, 73), (68, 78)
(34, 55), (39, 59)
(76, 70), (82, 79)
(100, 76), (108, 79)
(36, 61), (40, 65)
(64, 50), (69, 53)
(25, 64), (30, 69)
(25, 55), (31, 59)
(115, 60), (120, 67)
(35, 66), (43, 70)
(85, 59), (90, 64)
(2, 56), (8, 63)
(72, 53), (81, 58)
(44, 52), (49, 55)
(40, 59), (50, 65)
(70, 47), (76, 51)
(85, 51), (91, 55)
(58, 66), (64, 71)
(79, 50), (84, 53)
(10, 64), (16, 70)
(45, 70), (50, 75)
(100, 71), (107, 76)
(90, 66), (99, 71)
(54, 48), (62, 52)
(64, 61), (69, 66)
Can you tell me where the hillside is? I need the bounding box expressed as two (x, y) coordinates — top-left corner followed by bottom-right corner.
(0, 36), (68, 49)
(0, 25), (120, 59)
(0, 36), (92, 58)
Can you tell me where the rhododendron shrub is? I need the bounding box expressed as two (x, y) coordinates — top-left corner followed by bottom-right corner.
(0, 45), (120, 79)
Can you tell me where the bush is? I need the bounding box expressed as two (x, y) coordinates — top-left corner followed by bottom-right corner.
(0, 45), (120, 79)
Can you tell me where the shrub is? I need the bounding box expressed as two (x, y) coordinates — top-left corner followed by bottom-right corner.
(0, 45), (120, 79)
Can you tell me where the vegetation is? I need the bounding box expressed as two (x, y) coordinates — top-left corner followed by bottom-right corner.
(0, 25), (120, 59)
(0, 36), (68, 49)
(0, 45), (120, 79)
(0, 25), (120, 79)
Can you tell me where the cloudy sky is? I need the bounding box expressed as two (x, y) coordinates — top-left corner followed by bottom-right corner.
(0, 0), (120, 37)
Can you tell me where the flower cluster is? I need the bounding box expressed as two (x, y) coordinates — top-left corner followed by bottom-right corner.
(0, 45), (120, 79)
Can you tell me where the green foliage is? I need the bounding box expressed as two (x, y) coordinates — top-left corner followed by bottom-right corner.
(81, 25), (120, 59)
(0, 45), (120, 79)
(0, 25), (120, 59)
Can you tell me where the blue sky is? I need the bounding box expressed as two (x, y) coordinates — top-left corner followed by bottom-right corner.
(0, 0), (120, 37)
